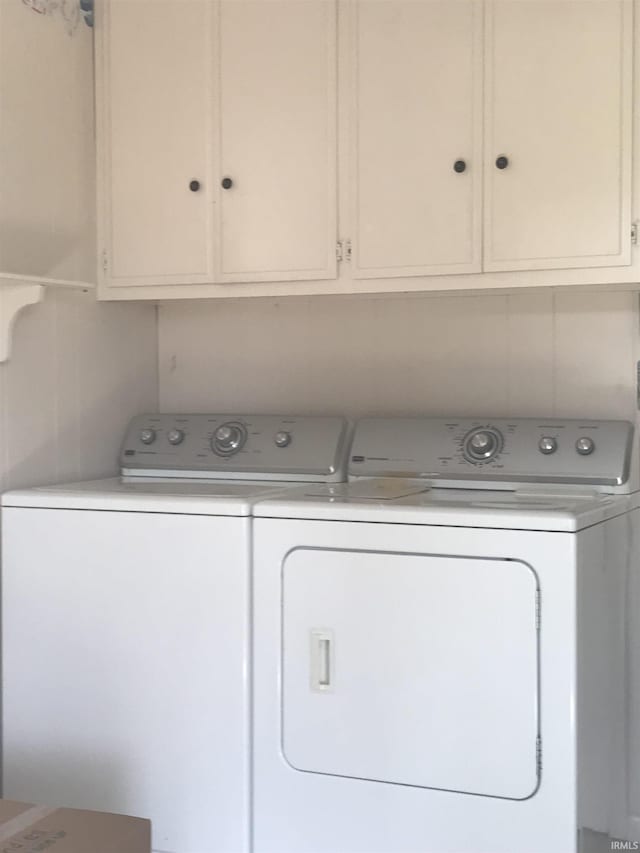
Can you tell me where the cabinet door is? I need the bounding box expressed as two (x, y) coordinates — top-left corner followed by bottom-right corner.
(98, 0), (214, 287)
(350, 0), (482, 279)
(216, 0), (337, 283)
(485, 0), (633, 272)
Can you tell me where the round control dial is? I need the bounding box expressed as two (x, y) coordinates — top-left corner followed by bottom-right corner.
(463, 426), (504, 463)
(140, 428), (156, 445)
(274, 430), (291, 448)
(576, 436), (595, 456)
(539, 436), (557, 455)
(167, 428), (185, 446)
(211, 421), (247, 457)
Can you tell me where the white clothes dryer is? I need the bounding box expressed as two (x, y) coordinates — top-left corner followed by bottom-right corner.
(252, 416), (637, 853)
(1, 413), (350, 853)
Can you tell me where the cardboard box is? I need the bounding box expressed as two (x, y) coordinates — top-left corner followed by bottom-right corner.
(0, 799), (150, 852)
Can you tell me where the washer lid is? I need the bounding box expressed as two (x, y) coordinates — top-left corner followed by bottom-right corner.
(253, 479), (632, 530)
(1, 476), (295, 516)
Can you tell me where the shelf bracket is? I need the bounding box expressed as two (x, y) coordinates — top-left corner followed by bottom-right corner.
(0, 279), (45, 363)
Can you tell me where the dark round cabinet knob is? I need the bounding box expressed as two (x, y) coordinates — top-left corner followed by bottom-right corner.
(189, 180), (201, 192)
(453, 160), (466, 173)
(495, 156), (509, 170)
(221, 177), (233, 190)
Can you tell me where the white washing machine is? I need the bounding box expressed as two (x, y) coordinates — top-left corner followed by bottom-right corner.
(252, 416), (638, 853)
(1, 412), (350, 853)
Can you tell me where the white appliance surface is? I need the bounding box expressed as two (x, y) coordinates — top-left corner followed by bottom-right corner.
(3, 507), (249, 853)
(1, 413), (350, 853)
(2, 475), (294, 516)
(252, 415), (635, 853)
(255, 478), (632, 530)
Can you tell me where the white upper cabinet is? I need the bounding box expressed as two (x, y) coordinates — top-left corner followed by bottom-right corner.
(349, 0), (633, 280)
(351, 0), (482, 279)
(98, 0), (214, 286)
(216, 0), (337, 282)
(484, 0), (633, 272)
(97, 0), (638, 300)
(97, 0), (337, 290)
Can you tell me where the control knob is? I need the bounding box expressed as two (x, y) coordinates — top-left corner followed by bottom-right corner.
(576, 436), (595, 456)
(216, 426), (234, 444)
(463, 427), (503, 462)
(471, 432), (492, 452)
(211, 421), (247, 456)
(274, 431), (291, 448)
(539, 436), (557, 455)
(167, 429), (185, 446)
(140, 428), (156, 445)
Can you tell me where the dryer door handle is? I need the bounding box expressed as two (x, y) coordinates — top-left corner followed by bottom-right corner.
(310, 629), (333, 692)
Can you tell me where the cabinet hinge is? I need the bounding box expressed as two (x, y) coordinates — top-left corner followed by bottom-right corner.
(101, 250), (108, 273)
(535, 589), (541, 630)
(536, 735), (542, 775)
(632, 222), (638, 246)
(336, 239), (352, 263)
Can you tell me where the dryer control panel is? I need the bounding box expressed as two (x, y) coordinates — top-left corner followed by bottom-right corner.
(349, 417), (635, 490)
(121, 414), (350, 481)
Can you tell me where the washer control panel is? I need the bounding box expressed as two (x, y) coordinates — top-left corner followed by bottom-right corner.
(350, 417), (635, 488)
(121, 414), (350, 481)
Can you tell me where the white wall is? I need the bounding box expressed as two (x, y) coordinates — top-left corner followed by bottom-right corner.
(0, 0), (159, 491)
(0, 288), (157, 491)
(158, 289), (639, 422)
(0, 0), (96, 283)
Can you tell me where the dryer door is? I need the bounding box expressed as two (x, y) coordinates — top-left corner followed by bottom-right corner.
(282, 548), (539, 800)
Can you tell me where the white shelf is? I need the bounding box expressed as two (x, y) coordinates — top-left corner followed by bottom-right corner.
(0, 274), (95, 363)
